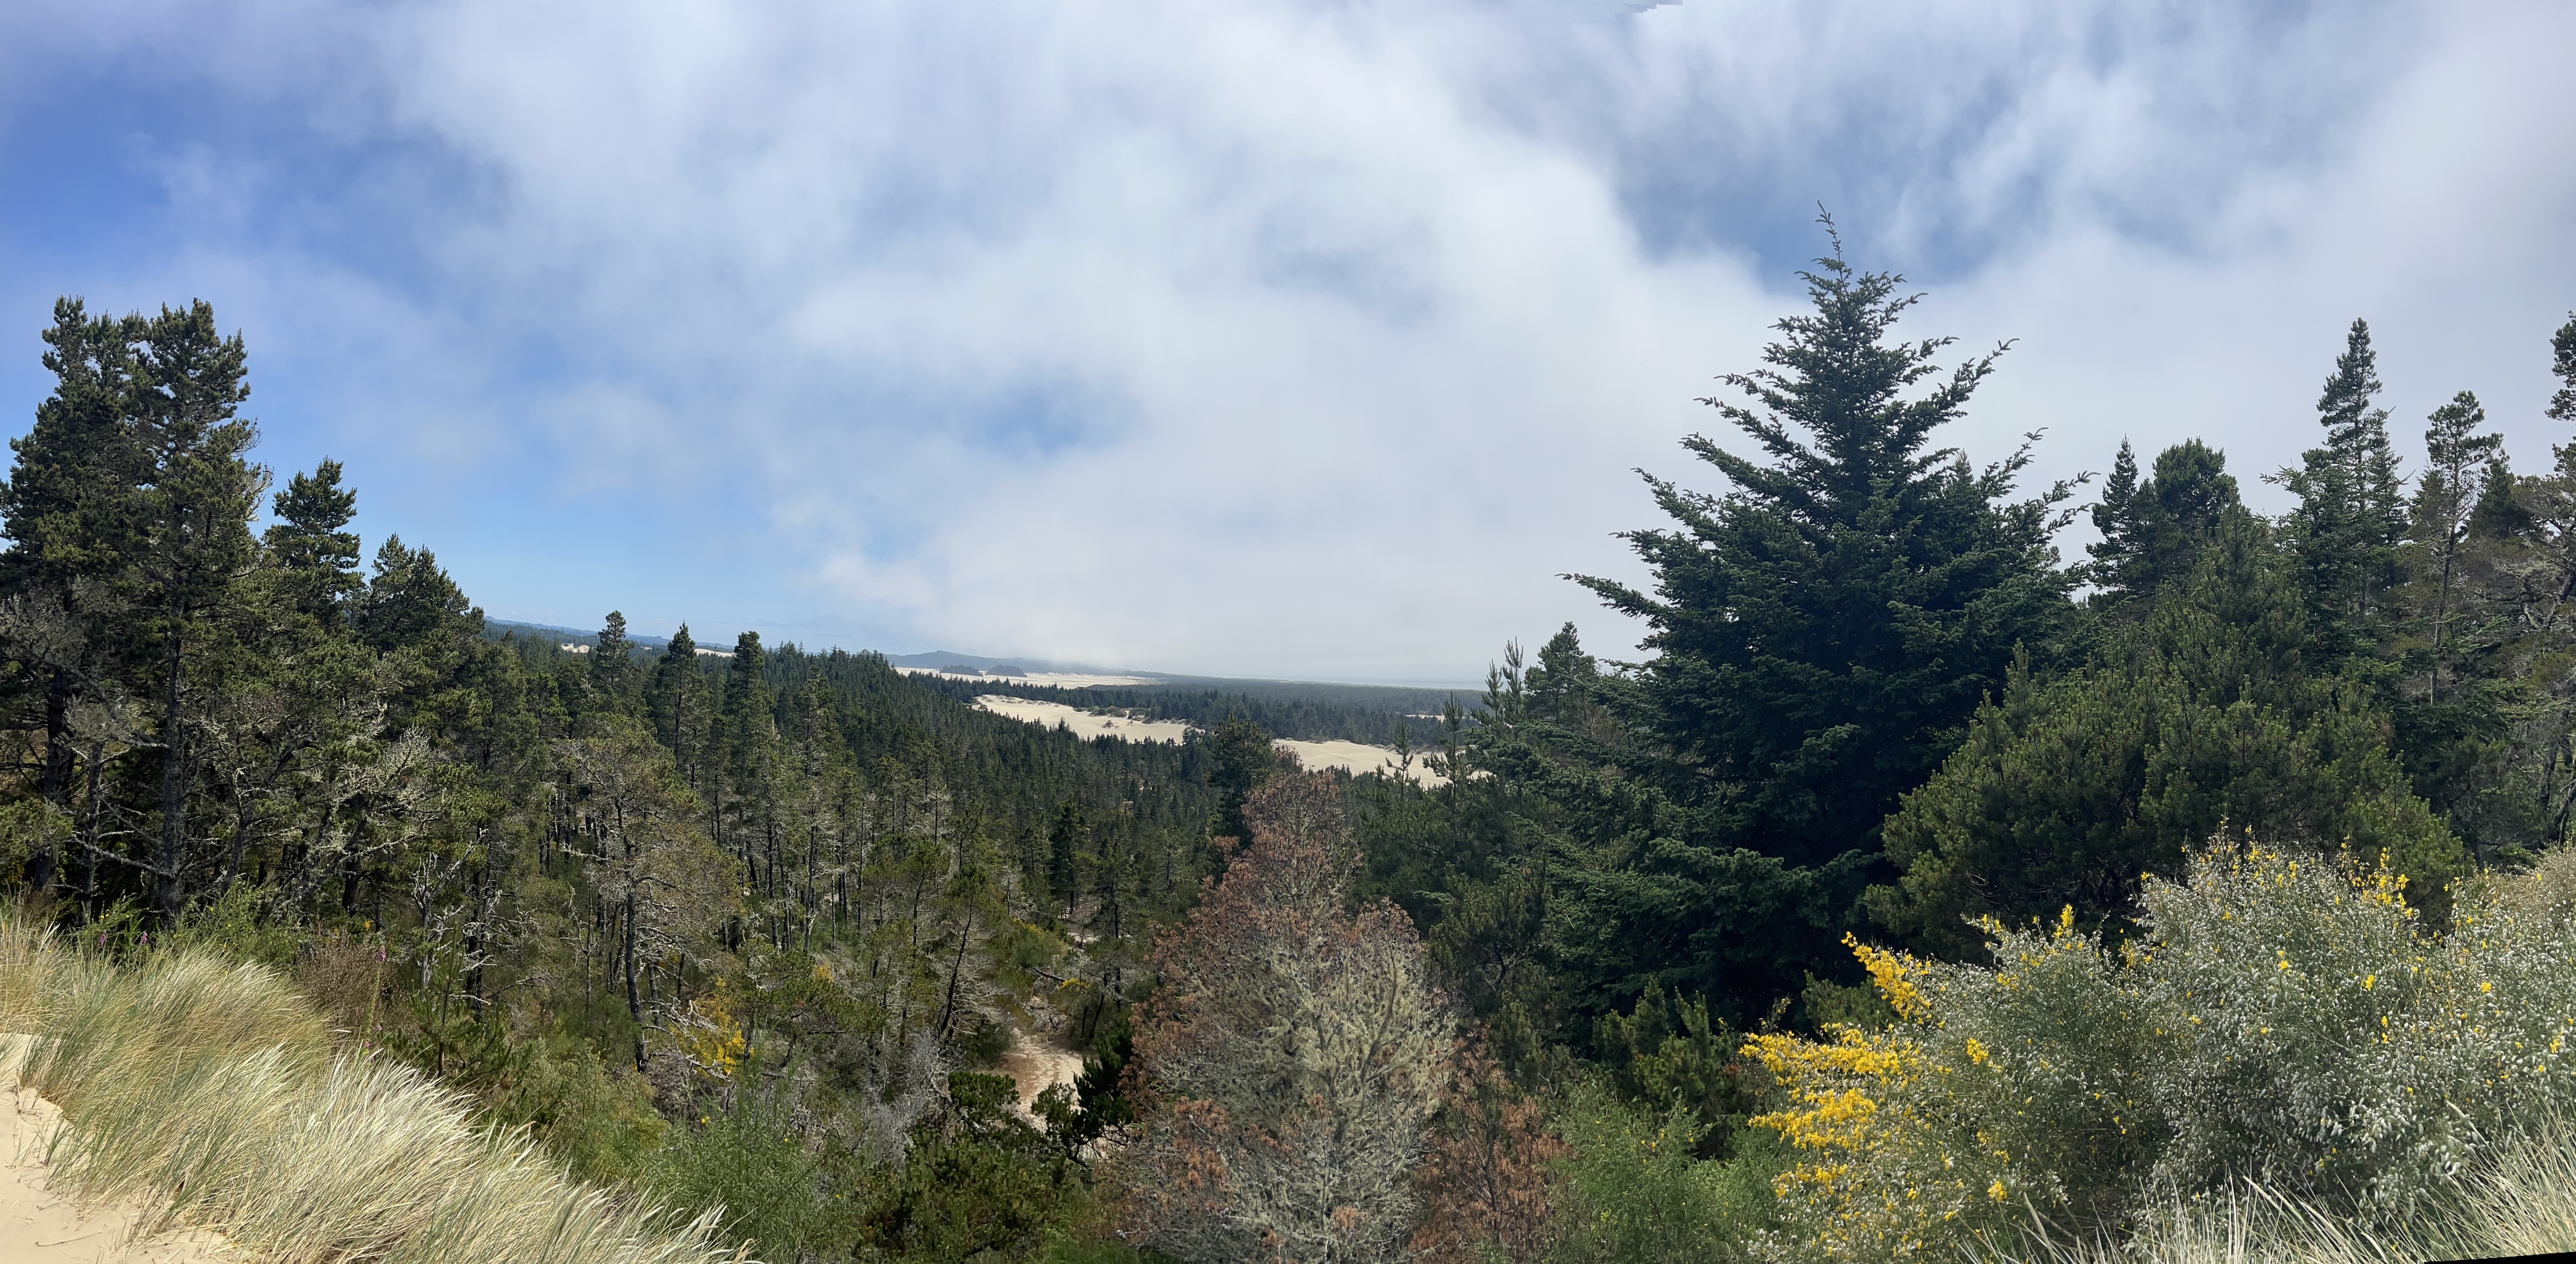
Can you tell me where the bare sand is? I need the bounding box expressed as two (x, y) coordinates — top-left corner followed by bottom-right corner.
(973, 697), (1192, 743)
(972, 697), (1443, 784)
(896, 667), (1161, 688)
(995, 1033), (1085, 1124)
(0, 1037), (235, 1263)
(1279, 739), (1446, 786)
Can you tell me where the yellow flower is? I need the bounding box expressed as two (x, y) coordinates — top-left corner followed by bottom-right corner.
(1988, 1179), (2007, 1203)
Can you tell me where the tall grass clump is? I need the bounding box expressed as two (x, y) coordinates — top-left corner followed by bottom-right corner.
(0, 913), (751, 1264)
(1739, 838), (2576, 1259)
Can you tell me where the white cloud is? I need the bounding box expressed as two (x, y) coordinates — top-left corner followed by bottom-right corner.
(4, 0), (2569, 679)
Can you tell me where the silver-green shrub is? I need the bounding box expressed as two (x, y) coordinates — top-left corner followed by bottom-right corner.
(1746, 838), (2576, 1258)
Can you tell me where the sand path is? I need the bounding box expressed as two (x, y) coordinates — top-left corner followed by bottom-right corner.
(0, 1038), (235, 1263)
(995, 1030), (1085, 1125)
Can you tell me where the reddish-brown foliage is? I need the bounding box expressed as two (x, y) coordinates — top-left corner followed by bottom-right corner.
(1408, 1037), (1566, 1264)
(1114, 772), (1453, 1263)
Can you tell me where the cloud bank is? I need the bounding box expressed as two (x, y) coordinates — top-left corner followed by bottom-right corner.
(1, 0), (2570, 680)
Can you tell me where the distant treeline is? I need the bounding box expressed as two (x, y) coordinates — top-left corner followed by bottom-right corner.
(914, 674), (1465, 745)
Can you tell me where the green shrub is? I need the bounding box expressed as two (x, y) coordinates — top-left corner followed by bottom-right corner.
(1543, 1083), (1782, 1264)
(1748, 838), (2576, 1258)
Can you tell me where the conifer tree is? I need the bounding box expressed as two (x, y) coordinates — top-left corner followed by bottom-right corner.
(2410, 391), (2502, 700)
(590, 610), (635, 706)
(264, 459), (360, 626)
(1571, 222), (2078, 869)
(2087, 439), (2141, 589)
(2087, 440), (2241, 609)
(2551, 313), (2576, 426)
(126, 301), (263, 923)
(647, 624), (710, 781)
(2277, 319), (2409, 662)
(1048, 797), (1086, 918)
(0, 300), (145, 891)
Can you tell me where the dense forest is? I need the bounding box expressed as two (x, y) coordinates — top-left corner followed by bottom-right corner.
(9, 233), (2576, 1262)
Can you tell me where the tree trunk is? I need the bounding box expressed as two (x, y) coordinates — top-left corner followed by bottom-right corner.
(154, 621), (188, 925)
(27, 669), (74, 894)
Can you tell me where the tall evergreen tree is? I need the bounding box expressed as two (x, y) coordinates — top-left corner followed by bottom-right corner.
(0, 300), (146, 892)
(2410, 391), (2502, 701)
(2087, 439), (2241, 609)
(126, 301), (263, 923)
(590, 610), (635, 707)
(1048, 797), (1087, 918)
(647, 624), (710, 781)
(264, 459), (360, 627)
(2550, 313), (2576, 426)
(1571, 224), (2079, 870)
(2277, 319), (2409, 662)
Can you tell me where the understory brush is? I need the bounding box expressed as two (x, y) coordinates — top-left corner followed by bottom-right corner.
(1739, 839), (2576, 1259)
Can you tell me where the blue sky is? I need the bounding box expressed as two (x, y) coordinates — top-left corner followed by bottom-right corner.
(3, 0), (2571, 683)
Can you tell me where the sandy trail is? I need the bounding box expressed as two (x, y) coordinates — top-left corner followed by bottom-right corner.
(995, 1032), (1085, 1124)
(0, 1037), (235, 1263)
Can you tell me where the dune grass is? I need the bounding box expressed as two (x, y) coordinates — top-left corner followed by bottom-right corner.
(0, 914), (751, 1264)
(1975, 1119), (2576, 1264)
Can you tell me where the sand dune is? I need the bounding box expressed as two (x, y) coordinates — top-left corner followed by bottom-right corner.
(973, 696), (1192, 743)
(1, 1038), (234, 1263)
(972, 697), (1443, 785)
(1279, 739), (1445, 786)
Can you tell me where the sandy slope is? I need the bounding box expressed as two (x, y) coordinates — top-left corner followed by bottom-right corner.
(971, 698), (1445, 784)
(1277, 739), (1446, 786)
(995, 1033), (1085, 1125)
(972, 697), (1192, 743)
(0, 1038), (235, 1263)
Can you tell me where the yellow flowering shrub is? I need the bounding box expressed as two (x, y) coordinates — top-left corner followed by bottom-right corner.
(674, 981), (749, 1084)
(1744, 838), (2576, 1257)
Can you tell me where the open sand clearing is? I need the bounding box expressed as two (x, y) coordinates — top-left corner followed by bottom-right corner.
(973, 698), (1444, 784)
(995, 1032), (1086, 1124)
(896, 667), (1162, 688)
(974, 696), (1192, 743)
(1279, 739), (1446, 786)
(0, 1038), (235, 1263)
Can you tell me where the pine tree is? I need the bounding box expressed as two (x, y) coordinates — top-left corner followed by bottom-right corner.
(0, 300), (146, 892)
(2088, 440), (2241, 609)
(2410, 391), (2502, 700)
(1872, 504), (2463, 956)
(264, 459), (360, 626)
(2277, 319), (2409, 662)
(2550, 313), (2576, 426)
(1092, 821), (1127, 940)
(648, 624), (711, 781)
(590, 610), (635, 707)
(1571, 222), (2079, 870)
(1048, 797), (1086, 918)
(125, 301), (264, 923)
(1205, 717), (1276, 845)
(2087, 438), (2142, 592)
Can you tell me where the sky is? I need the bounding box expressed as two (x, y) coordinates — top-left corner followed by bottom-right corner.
(2, 0), (2571, 684)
